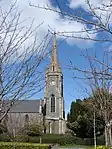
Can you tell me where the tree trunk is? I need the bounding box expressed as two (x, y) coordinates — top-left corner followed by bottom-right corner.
(94, 111), (96, 149)
(105, 122), (112, 149)
(105, 126), (108, 147)
(109, 125), (112, 146)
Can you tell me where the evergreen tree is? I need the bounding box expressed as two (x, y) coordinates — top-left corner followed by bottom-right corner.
(67, 98), (104, 138)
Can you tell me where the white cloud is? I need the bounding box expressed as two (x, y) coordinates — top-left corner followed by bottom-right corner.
(107, 45), (112, 51)
(69, 0), (102, 9)
(69, 0), (88, 9)
(0, 0), (98, 53)
(69, 0), (112, 25)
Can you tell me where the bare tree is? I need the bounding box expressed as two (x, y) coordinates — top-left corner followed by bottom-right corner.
(29, 0), (112, 43)
(68, 49), (112, 148)
(28, 0), (112, 147)
(29, 0), (112, 148)
(1, 113), (44, 148)
(6, 113), (23, 143)
(0, 1), (50, 122)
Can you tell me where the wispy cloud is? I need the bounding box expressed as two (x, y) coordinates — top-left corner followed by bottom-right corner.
(0, 0), (98, 49)
(69, 0), (112, 24)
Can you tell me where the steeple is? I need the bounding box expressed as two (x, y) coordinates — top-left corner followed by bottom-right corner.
(50, 32), (60, 72)
(44, 32), (65, 134)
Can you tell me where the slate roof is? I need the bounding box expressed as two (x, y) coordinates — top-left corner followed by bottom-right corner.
(7, 100), (44, 113)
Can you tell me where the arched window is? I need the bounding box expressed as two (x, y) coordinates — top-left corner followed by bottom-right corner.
(51, 94), (55, 112)
(25, 114), (29, 123)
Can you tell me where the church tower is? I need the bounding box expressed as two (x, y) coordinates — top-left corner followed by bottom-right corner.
(44, 33), (66, 134)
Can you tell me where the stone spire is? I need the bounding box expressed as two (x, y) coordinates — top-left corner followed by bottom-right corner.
(50, 32), (60, 72)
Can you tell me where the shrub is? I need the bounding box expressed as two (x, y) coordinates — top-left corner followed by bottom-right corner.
(96, 146), (112, 149)
(36, 134), (76, 145)
(23, 124), (43, 137)
(27, 136), (40, 143)
(39, 134), (105, 146)
(0, 142), (49, 149)
(0, 133), (106, 146)
(15, 135), (30, 142)
(0, 134), (10, 142)
(96, 146), (107, 149)
(97, 135), (105, 145)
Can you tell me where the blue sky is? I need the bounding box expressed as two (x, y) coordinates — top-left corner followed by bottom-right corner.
(1, 0), (112, 115)
(32, 0), (112, 114)
(36, 36), (111, 115)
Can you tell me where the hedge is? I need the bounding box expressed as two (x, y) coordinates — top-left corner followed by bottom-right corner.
(28, 134), (105, 146)
(96, 146), (110, 149)
(0, 142), (49, 149)
(40, 134), (76, 145)
(0, 134), (105, 146)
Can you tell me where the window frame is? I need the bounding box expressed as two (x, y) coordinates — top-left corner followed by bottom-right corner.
(51, 94), (55, 112)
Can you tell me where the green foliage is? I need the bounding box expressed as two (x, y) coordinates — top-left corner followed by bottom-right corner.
(96, 146), (112, 149)
(69, 99), (85, 123)
(0, 134), (105, 145)
(67, 98), (105, 138)
(96, 146), (107, 149)
(39, 134), (105, 145)
(0, 134), (10, 142)
(40, 134), (76, 145)
(0, 142), (49, 149)
(23, 124), (43, 137)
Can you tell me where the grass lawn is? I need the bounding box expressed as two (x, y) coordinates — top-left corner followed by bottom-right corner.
(0, 142), (49, 149)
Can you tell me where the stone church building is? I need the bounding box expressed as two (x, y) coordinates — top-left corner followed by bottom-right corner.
(7, 33), (66, 134)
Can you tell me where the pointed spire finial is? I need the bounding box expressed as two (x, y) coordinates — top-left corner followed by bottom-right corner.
(53, 31), (56, 48)
(50, 32), (60, 72)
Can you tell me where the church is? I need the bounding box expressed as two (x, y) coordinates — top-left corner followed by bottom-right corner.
(7, 33), (66, 134)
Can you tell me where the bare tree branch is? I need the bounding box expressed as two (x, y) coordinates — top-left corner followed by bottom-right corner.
(0, 2), (50, 122)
